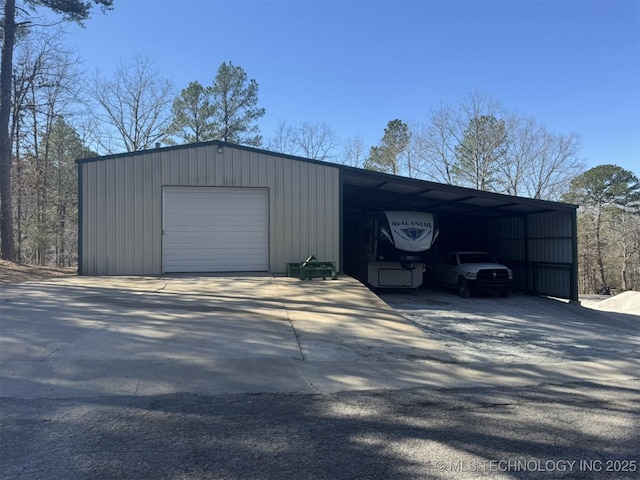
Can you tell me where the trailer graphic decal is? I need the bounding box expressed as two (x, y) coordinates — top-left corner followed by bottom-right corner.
(396, 227), (433, 243)
(384, 211), (437, 252)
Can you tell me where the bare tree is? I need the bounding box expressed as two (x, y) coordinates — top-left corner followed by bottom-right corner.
(414, 91), (585, 200)
(266, 120), (294, 154)
(412, 106), (457, 184)
(9, 28), (51, 261)
(290, 121), (339, 161)
(495, 115), (539, 196)
(577, 204), (640, 293)
(340, 134), (368, 168)
(497, 116), (584, 200)
(577, 214), (598, 293)
(1, 0), (113, 261)
(607, 209), (640, 291)
(267, 120), (339, 161)
(9, 26), (84, 264)
(414, 93), (506, 187)
(91, 55), (175, 152)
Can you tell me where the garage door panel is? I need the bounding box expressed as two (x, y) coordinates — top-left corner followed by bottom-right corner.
(164, 241), (267, 250)
(166, 231), (268, 241)
(164, 250), (268, 262)
(163, 187), (269, 273)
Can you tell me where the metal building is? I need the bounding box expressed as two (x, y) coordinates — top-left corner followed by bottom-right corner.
(77, 141), (340, 277)
(77, 140), (579, 301)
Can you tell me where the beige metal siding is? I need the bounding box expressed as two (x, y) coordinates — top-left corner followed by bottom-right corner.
(79, 145), (340, 275)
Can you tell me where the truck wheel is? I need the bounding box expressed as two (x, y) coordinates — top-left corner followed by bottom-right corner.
(458, 278), (471, 298)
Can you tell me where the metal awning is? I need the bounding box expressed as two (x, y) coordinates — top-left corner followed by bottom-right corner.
(340, 167), (577, 219)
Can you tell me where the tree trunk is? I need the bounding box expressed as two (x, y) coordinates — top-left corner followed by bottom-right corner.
(594, 204), (607, 290)
(0, 0), (17, 261)
(57, 159), (66, 267)
(14, 133), (22, 261)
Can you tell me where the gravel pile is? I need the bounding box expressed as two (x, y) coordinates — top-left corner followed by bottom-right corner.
(584, 291), (640, 315)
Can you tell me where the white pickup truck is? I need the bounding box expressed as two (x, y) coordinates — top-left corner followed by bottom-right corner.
(430, 251), (513, 298)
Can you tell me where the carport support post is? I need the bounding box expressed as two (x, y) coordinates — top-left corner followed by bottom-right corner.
(338, 168), (344, 273)
(570, 208), (580, 304)
(524, 214), (530, 294)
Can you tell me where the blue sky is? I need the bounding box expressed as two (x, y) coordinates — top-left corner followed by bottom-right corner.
(59, 0), (639, 175)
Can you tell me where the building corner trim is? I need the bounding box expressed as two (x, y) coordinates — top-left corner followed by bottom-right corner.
(77, 162), (84, 276)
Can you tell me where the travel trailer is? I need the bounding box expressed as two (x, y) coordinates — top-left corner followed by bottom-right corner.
(356, 211), (438, 288)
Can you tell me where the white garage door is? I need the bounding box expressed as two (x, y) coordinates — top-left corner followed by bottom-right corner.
(163, 187), (269, 273)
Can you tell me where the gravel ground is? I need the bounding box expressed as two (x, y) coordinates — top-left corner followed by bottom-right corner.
(380, 289), (640, 364)
(581, 291), (640, 315)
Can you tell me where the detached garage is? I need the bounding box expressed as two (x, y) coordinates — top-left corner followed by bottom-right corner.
(77, 141), (339, 277)
(77, 140), (579, 301)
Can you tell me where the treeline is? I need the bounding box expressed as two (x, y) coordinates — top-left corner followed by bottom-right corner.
(566, 166), (640, 293)
(1, 10), (638, 293)
(5, 27), (95, 266)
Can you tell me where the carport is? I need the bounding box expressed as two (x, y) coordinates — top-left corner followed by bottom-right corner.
(339, 167), (579, 301)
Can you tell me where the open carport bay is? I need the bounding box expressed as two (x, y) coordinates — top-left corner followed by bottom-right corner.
(340, 167), (579, 301)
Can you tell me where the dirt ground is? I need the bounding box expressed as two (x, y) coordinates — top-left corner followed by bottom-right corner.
(0, 260), (76, 285)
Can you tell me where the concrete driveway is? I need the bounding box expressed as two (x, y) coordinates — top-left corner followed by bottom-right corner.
(1, 275), (638, 400)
